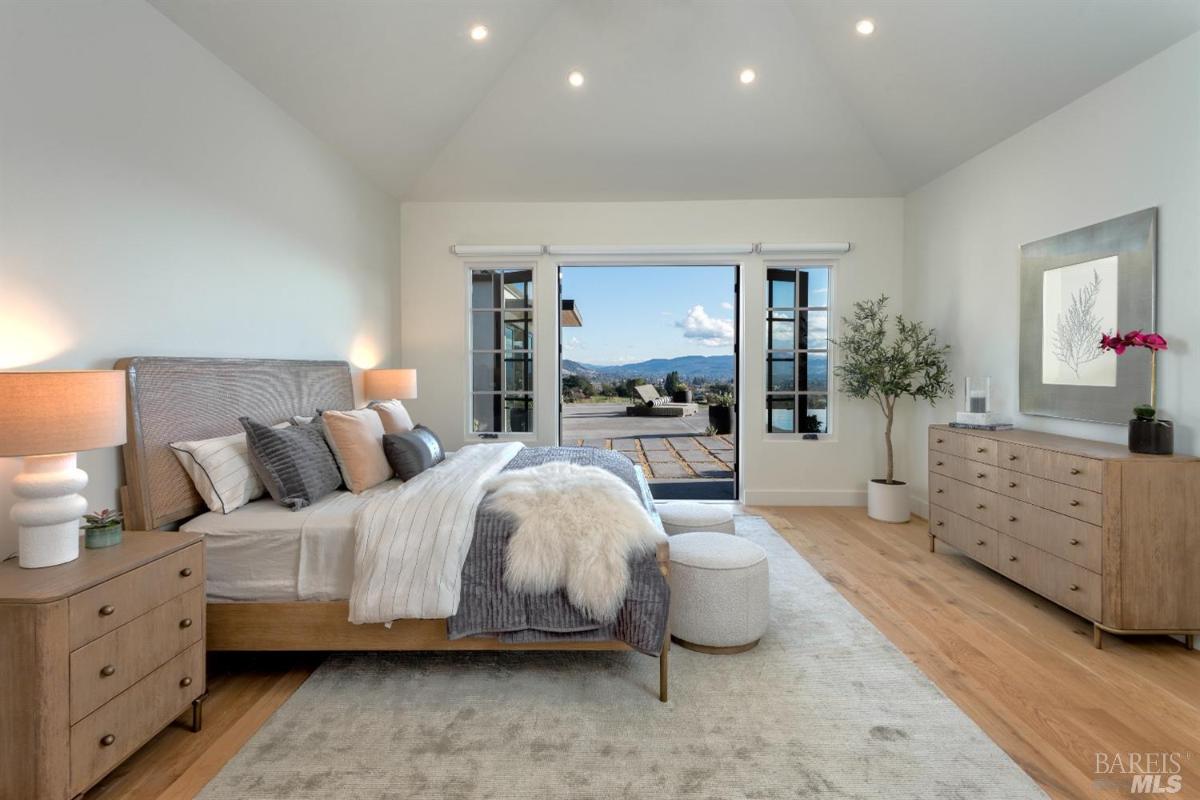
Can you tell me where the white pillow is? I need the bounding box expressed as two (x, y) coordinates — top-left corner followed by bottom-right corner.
(171, 423), (288, 514)
(371, 399), (415, 434)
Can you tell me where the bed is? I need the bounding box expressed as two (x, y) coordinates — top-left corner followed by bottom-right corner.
(115, 357), (670, 701)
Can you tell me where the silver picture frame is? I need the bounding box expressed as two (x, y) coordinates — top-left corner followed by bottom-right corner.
(1019, 208), (1157, 424)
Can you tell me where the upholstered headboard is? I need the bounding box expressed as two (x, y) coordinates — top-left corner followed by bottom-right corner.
(116, 357), (354, 530)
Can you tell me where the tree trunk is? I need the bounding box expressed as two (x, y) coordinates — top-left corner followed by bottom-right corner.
(883, 402), (895, 484)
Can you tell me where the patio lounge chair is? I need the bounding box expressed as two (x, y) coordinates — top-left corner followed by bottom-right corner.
(626, 384), (699, 417)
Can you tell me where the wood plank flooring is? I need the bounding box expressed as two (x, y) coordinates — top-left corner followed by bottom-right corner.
(85, 507), (1200, 799)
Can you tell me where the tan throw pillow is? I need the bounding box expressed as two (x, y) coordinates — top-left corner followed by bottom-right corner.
(320, 408), (392, 494)
(372, 399), (415, 434)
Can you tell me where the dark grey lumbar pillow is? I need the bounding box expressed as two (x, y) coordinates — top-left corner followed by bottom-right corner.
(383, 425), (445, 482)
(241, 416), (344, 510)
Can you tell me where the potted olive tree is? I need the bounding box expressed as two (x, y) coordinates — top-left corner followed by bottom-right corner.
(832, 296), (952, 523)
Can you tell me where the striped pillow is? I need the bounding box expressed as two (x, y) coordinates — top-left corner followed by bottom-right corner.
(171, 429), (274, 514)
(241, 417), (344, 511)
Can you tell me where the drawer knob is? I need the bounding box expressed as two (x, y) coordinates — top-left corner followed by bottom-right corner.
(936, 438), (944, 443)
(180, 617), (193, 629)
(1070, 468), (1081, 475)
(100, 664), (116, 677)
(1069, 538), (1080, 545)
(100, 734), (116, 747)
(99, 605), (115, 617)
(976, 472), (986, 479)
(936, 488), (944, 494)
(1069, 584), (1080, 591)
(976, 539), (986, 546)
(1069, 499), (1081, 507)
(1008, 481), (1017, 488)
(936, 460), (944, 466)
(1008, 555), (1018, 562)
(935, 521), (944, 527)
(976, 503), (986, 510)
(1008, 454), (1018, 461)
(180, 567), (193, 577)
(1008, 515), (1017, 522)
(180, 676), (193, 688)
(977, 447), (987, 453)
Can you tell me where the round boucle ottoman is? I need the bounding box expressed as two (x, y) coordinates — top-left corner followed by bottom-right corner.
(668, 532), (769, 654)
(656, 501), (736, 535)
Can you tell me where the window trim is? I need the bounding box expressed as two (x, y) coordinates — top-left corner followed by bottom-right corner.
(465, 261), (538, 441)
(763, 259), (836, 441)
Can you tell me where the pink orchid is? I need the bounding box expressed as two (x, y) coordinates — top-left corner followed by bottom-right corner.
(1099, 331), (1127, 354)
(1142, 333), (1168, 351)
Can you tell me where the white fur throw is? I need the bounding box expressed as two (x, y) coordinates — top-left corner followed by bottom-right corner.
(483, 461), (666, 622)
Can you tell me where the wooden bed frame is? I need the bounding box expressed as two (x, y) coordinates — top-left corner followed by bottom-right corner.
(116, 356), (670, 702)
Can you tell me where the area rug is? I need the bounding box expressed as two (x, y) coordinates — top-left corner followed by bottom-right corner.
(199, 516), (1047, 799)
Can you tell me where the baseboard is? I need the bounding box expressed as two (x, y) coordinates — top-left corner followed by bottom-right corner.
(742, 489), (866, 507)
(911, 494), (930, 520)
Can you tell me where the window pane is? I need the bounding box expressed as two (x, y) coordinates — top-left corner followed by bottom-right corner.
(502, 270), (533, 308)
(797, 310), (828, 349)
(503, 311), (533, 351)
(471, 271), (499, 309)
(472, 311), (499, 350)
(797, 394), (828, 434)
(767, 354), (794, 391)
(768, 310), (794, 350)
(505, 354), (533, 392)
(767, 268), (795, 308)
(505, 395), (533, 433)
(472, 354), (501, 391)
(767, 396), (795, 433)
(472, 394), (501, 432)
(798, 352), (828, 392)
(797, 268), (829, 308)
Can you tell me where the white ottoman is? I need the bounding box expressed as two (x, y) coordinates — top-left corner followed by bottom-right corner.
(668, 532), (769, 654)
(656, 501), (735, 535)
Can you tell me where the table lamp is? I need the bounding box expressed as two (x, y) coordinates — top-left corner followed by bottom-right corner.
(0, 371), (127, 568)
(364, 368), (418, 401)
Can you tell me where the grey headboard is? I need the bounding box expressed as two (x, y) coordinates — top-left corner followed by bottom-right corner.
(116, 357), (354, 530)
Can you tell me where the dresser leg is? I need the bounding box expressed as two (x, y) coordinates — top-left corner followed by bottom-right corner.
(190, 693), (207, 733)
(1092, 624), (1102, 650)
(928, 534), (935, 553)
(1185, 634), (1195, 651)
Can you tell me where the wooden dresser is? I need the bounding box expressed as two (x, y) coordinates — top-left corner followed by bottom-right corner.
(0, 532), (205, 800)
(927, 425), (1199, 649)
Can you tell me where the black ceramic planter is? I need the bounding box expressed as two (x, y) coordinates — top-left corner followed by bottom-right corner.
(1129, 417), (1174, 455)
(708, 405), (732, 435)
(672, 389), (693, 403)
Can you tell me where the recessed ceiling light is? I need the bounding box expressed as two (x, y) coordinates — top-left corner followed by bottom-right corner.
(855, 18), (875, 35)
(739, 68), (757, 85)
(469, 24), (489, 41)
(567, 70), (585, 88)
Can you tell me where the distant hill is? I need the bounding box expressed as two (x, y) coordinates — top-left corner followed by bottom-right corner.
(562, 355), (733, 382)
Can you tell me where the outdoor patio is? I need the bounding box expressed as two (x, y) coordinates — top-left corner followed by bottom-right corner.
(561, 402), (736, 498)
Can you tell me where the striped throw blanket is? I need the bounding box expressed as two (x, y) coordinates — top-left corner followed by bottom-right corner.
(349, 442), (524, 624)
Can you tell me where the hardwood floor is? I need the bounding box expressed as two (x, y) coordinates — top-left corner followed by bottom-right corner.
(86, 507), (1199, 799)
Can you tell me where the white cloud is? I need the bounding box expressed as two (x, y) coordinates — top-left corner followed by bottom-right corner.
(677, 305), (735, 348)
(562, 336), (584, 352)
(721, 301), (734, 310)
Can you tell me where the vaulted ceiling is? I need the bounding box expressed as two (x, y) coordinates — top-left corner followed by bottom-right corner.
(150, 0), (1200, 201)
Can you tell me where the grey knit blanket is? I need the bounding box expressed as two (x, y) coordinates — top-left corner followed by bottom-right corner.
(447, 447), (670, 655)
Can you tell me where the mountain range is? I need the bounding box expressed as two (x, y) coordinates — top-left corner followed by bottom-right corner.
(562, 355), (734, 381)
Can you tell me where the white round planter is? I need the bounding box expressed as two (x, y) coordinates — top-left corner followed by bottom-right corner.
(867, 479), (910, 524)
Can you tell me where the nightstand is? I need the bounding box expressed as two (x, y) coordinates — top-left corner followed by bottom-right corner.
(0, 531), (205, 800)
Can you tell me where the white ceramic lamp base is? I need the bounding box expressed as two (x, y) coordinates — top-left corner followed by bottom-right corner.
(11, 452), (88, 568)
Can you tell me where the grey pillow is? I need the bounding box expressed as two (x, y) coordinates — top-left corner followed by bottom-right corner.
(241, 416), (343, 510)
(382, 425), (445, 482)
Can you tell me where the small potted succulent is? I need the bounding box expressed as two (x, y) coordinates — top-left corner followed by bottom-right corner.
(707, 392), (734, 435)
(82, 508), (123, 549)
(1099, 330), (1172, 454)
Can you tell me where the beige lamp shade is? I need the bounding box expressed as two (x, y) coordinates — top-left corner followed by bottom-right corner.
(364, 368), (418, 401)
(0, 370), (127, 457)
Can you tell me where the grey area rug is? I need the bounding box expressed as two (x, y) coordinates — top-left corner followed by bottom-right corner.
(200, 516), (1047, 799)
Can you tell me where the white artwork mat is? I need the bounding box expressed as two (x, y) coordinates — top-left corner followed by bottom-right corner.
(1041, 255), (1118, 386)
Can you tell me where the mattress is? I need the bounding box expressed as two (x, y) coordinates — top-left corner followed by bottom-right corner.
(181, 480), (402, 602)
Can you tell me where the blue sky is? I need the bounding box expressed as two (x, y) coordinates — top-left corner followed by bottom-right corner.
(560, 266), (736, 364)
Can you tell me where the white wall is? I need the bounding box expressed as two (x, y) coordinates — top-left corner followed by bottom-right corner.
(902, 33), (1200, 515)
(0, 1), (402, 556)
(398, 199), (905, 505)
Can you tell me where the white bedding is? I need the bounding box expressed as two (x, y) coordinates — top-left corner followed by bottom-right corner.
(182, 480), (402, 602)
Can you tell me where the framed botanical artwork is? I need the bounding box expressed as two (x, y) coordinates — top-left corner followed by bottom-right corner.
(1019, 208), (1156, 424)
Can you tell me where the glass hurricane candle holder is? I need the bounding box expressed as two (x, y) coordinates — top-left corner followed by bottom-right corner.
(965, 377), (991, 414)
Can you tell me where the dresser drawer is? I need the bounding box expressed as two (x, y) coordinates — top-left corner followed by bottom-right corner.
(963, 434), (999, 466)
(995, 496), (1102, 572)
(998, 441), (1031, 473)
(1026, 448), (1103, 492)
(929, 428), (966, 458)
(70, 587), (204, 724)
(929, 505), (998, 569)
(930, 453), (999, 492)
(69, 543), (203, 650)
(70, 642), (204, 795)
(998, 535), (1101, 621)
(997, 469), (1103, 525)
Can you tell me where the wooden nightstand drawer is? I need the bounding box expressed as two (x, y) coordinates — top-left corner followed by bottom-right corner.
(69, 587), (204, 724)
(70, 642), (204, 796)
(998, 535), (1101, 621)
(69, 543), (202, 650)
